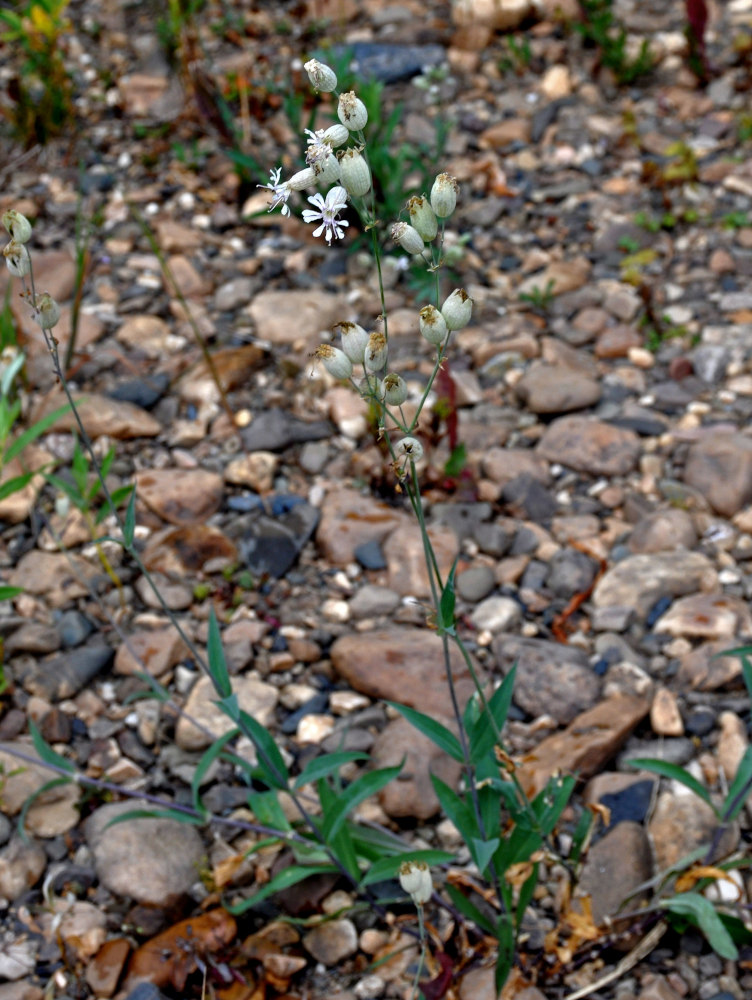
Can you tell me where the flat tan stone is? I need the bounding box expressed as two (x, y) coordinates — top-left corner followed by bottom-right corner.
(175, 674), (279, 751)
(8, 550), (102, 607)
(114, 628), (189, 677)
(650, 686), (684, 737)
(383, 521), (459, 599)
(31, 390), (161, 439)
(654, 592), (752, 640)
(136, 468), (223, 525)
(517, 695), (650, 798)
(316, 486), (406, 565)
(330, 626), (486, 718)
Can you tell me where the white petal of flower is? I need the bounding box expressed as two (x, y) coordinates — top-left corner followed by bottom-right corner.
(257, 167), (291, 216)
(301, 187), (350, 245)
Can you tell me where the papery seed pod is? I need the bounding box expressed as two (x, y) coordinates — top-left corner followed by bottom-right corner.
(335, 321), (370, 364)
(3, 240), (30, 277)
(394, 437), (424, 464)
(441, 288), (473, 331)
(407, 195), (438, 242)
(311, 150), (341, 187)
(34, 292), (61, 330)
(430, 173), (458, 219)
(304, 59), (337, 93)
(322, 124), (349, 148)
(419, 304), (448, 346)
(339, 148), (371, 198)
(380, 372), (408, 406)
(398, 860), (433, 905)
(338, 91), (368, 132)
(364, 331), (387, 373)
(287, 167), (317, 191)
(2, 209), (32, 244)
(314, 344), (353, 380)
(391, 222), (424, 256)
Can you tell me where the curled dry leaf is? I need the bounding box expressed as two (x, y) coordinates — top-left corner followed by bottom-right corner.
(125, 909), (237, 991)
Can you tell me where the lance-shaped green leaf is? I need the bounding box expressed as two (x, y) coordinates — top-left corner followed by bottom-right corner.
(628, 757), (717, 816)
(122, 486), (137, 547)
(4, 402), (71, 463)
(321, 765), (403, 843)
(661, 893), (738, 960)
(227, 863), (340, 914)
(437, 557), (458, 635)
(293, 751), (370, 789)
(28, 719), (75, 774)
(192, 729), (240, 820)
(387, 702), (463, 762)
(207, 608), (232, 698)
(721, 745), (752, 822)
(0, 585), (23, 601)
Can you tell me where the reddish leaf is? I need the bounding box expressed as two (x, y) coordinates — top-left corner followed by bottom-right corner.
(421, 951), (453, 1000)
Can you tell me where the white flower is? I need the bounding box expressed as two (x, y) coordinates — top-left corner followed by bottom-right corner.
(339, 148), (371, 198)
(380, 373), (408, 406)
(257, 167), (292, 217)
(441, 288), (473, 331)
(314, 344), (353, 380)
(399, 860), (432, 905)
(407, 195), (438, 241)
(419, 304), (448, 346)
(3, 240), (30, 277)
(322, 124), (350, 148)
(364, 331), (387, 373)
(304, 58), (337, 93)
(33, 292), (61, 330)
(391, 222), (424, 256)
(335, 321), (370, 364)
(338, 91), (368, 132)
(302, 186), (350, 245)
(2, 209), (32, 244)
(430, 173), (458, 219)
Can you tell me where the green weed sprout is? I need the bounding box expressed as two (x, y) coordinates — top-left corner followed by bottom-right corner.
(0, 0), (75, 145)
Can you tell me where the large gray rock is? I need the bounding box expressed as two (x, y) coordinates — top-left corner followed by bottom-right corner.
(85, 801), (205, 906)
(592, 551), (718, 618)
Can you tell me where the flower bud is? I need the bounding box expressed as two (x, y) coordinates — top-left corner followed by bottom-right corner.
(399, 860), (432, 905)
(3, 240), (30, 277)
(419, 304), (448, 346)
(287, 167), (316, 191)
(391, 222), (424, 256)
(338, 148), (371, 198)
(394, 437), (425, 465)
(407, 195), (438, 242)
(441, 288), (472, 331)
(2, 209), (32, 244)
(380, 372), (408, 406)
(314, 344), (353, 380)
(34, 292), (61, 330)
(335, 321), (370, 364)
(364, 331), (387, 373)
(304, 58), (337, 93)
(322, 124), (349, 148)
(430, 173), (458, 219)
(338, 91), (368, 132)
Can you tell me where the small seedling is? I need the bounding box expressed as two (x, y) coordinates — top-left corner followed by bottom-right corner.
(519, 278), (556, 314)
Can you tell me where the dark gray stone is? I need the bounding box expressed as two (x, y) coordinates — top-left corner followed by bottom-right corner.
(546, 549), (597, 599)
(240, 408), (332, 452)
(330, 42), (447, 84)
(16, 639), (114, 701)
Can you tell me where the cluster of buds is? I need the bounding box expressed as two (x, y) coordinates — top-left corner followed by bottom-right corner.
(391, 173), (458, 260)
(258, 59), (373, 244)
(2, 209), (62, 331)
